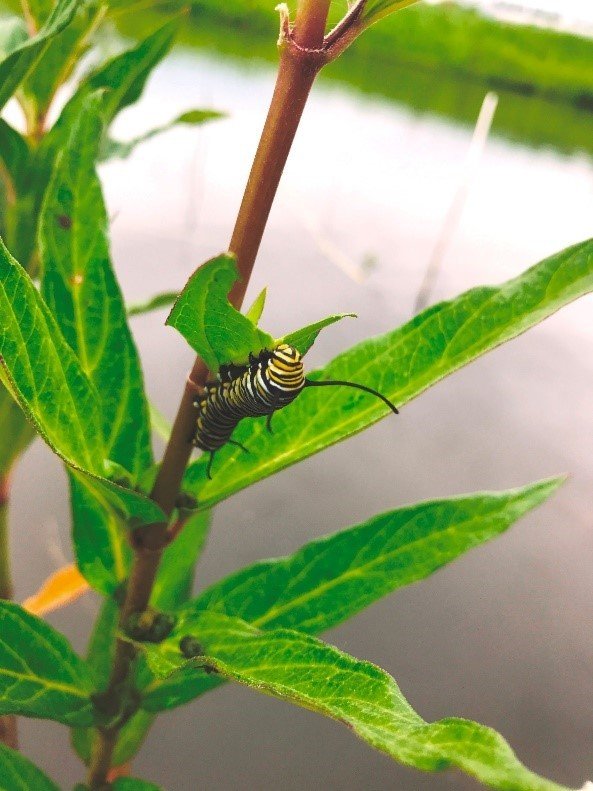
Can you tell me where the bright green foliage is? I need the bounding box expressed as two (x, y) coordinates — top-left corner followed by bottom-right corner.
(139, 480), (560, 712)
(182, 238), (593, 508)
(0, 118), (30, 196)
(0, 0), (78, 110)
(22, 0), (55, 27)
(128, 291), (179, 318)
(21, 0), (103, 117)
(0, 392), (35, 474)
(0, 18), (28, 59)
(0, 238), (165, 529)
(40, 92), (153, 478)
(0, 602), (95, 726)
(361, 0), (420, 27)
(0, 743), (59, 790)
(151, 510), (212, 610)
(69, 473), (132, 594)
(191, 480), (561, 632)
(102, 108), (224, 161)
(282, 313), (356, 356)
(244, 286), (267, 325)
(44, 18), (180, 153)
(112, 779), (163, 791)
(140, 612), (571, 791)
(167, 253), (274, 371)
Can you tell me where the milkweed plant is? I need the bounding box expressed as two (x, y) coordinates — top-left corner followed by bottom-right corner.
(0, 0), (591, 789)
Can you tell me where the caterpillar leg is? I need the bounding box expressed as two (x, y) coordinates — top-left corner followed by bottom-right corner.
(228, 439), (250, 454)
(206, 452), (216, 480)
(266, 412), (274, 434)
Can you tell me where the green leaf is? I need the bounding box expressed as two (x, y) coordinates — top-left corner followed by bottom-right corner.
(0, 388), (35, 475)
(281, 313), (355, 356)
(0, 601), (95, 725)
(45, 18), (179, 151)
(244, 287), (267, 325)
(151, 510), (212, 610)
(140, 612), (570, 791)
(0, 237), (164, 529)
(0, 0), (78, 111)
(101, 108), (224, 161)
(22, 0), (55, 28)
(140, 480), (561, 713)
(191, 480), (562, 633)
(112, 779), (163, 791)
(166, 253), (274, 372)
(0, 118), (31, 196)
(0, 18), (28, 60)
(0, 236), (104, 474)
(69, 473), (132, 595)
(361, 0), (421, 27)
(183, 238), (593, 508)
(148, 401), (171, 442)
(0, 743), (59, 790)
(21, 0), (103, 116)
(40, 91), (152, 478)
(127, 291), (179, 318)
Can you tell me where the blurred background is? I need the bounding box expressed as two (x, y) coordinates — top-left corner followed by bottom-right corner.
(4, 0), (593, 788)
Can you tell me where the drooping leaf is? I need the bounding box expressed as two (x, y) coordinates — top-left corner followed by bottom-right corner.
(140, 480), (561, 712)
(0, 601), (95, 725)
(21, 0), (103, 116)
(0, 238), (165, 528)
(166, 253), (274, 372)
(0, 389), (35, 475)
(0, 743), (59, 790)
(0, 0), (78, 111)
(40, 91), (152, 477)
(127, 291), (179, 318)
(190, 480), (562, 633)
(281, 313), (355, 356)
(139, 612), (571, 791)
(244, 287), (267, 325)
(182, 238), (593, 508)
(101, 108), (224, 161)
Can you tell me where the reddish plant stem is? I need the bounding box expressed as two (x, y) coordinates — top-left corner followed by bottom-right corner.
(87, 3), (332, 786)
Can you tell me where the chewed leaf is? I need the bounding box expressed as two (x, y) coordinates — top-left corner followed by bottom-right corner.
(244, 287), (267, 325)
(166, 254), (274, 372)
(281, 313), (356, 356)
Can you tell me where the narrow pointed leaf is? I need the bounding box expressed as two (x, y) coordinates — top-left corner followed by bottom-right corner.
(183, 239), (593, 508)
(140, 612), (571, 791)
(191, 479), (562, 633)
(22, 0), (55, 27)
(0, 0), (78, 110)
(22, 563), (88, 617)
(148, 401), (172, 442)
(0, 743), (59, 790)
(244, 287), (267, 325)
(0, 118), (30, 196)
(112, 779), (163, 791)
(0, 601), (95, 725)
(140, 480), (561, 712)
(167, 254), (274, 371)
(40, 91), (152, 477)
(101, 108), (224, 161)
(127, 291), (178, 318)
(281, 313), (355, 356)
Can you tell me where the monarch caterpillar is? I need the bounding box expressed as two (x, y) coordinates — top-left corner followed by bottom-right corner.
(193, 342), (398, 478)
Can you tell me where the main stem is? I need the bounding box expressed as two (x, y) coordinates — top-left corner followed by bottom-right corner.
(87, 3), (331, 786)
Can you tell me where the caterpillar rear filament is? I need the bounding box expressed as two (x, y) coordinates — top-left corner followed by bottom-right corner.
(192, 343), (398, 478)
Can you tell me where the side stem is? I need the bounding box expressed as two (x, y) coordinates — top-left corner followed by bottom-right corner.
(87, 3), (331, 786)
